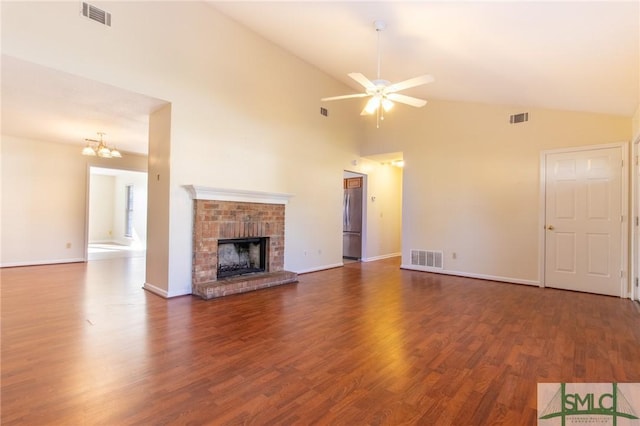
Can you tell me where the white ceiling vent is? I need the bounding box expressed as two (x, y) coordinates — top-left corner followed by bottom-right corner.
(410, 250), (443, 269)
(509, 112), (529, 124)
(82, 2), (111, 27)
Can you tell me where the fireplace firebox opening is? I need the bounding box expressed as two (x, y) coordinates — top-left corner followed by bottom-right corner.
(217, 237), (268, 279)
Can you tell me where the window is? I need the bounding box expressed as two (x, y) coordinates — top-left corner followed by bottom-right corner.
(125, 185), (134, 238)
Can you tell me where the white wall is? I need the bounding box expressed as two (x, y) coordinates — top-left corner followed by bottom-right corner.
(364, 162), (403, 261)
(87, 170), (148, 248)
(0, 2), (371, 295)
(88, 174), (115, 242)
(154, 4), (366, 295)
(146, 104), (172, 295)
(344, 159), (403, 261)
(112, 171), (147, 247)
(0, 135), (147, 266)
(6, 2), (625, 294)
(633, 104), (640, 142)
(364, 100), (632, 285)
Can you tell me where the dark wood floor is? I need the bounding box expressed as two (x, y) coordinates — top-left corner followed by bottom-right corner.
(2, 257), (639, 425)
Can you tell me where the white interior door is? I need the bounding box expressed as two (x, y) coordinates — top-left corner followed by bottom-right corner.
(544, 146), (623, 296)
(636, 156), (640, 300)
(635, 138), (640, 301)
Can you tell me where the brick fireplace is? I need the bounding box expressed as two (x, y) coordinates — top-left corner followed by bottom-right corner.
(187, 186), (298, 299)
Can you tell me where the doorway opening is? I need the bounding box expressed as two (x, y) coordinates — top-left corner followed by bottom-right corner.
(343, 171), (366, 262)
(87, 167), (148, 260)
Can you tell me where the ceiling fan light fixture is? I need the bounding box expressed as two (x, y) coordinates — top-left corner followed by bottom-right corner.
(382, 98), (394, 112)
(320, 20), (433, 126)
(365, 96), (381, 114)
(110, 148), (122, 158)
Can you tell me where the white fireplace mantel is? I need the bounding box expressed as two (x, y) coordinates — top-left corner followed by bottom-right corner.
(185, 185), (293, 205)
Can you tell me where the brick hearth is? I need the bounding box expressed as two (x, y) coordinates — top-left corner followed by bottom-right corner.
(193, 270), (298, 299)
(189, 187), (297, 300)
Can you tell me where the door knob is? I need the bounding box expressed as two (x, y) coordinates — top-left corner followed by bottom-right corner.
(547, 225), (555, 230)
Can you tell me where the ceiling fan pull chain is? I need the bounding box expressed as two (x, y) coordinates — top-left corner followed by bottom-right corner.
(376, 26), (382, 80)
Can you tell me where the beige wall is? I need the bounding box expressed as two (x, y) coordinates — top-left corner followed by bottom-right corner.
(112, 171), (147, 247)
(1, 2), (380, 295)
(364, 100), (631, 284)
(363, 163), (403, 261)
(146, 104), (172, 295)
(346, 159), (403, 261)
(2, 2), (631, 293)
(1, 135), (147, 266)
(88, 171), (147, 246)
(633, 104), (640, 142)
(88, 174), (116, 242)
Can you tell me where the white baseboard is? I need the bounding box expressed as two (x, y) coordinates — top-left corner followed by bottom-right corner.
(1, 258), (86, 268)
(295, 255), (400, 274)
(361, 252), (401, 262)
(143, 282), (168, 298)
(296, 263), (343, 275)
(143, 282), (192, 298)
(400, 264), (540, 287)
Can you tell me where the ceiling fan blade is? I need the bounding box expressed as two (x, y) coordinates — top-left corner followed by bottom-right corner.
(348, 73), (376, 91)
(386, 93), (427, 108)
(321, 93), (369, 102)
(387, 75), (434, 93)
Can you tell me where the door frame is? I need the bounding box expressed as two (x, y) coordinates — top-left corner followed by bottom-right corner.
(343, 170), (367, 261)
(85, 165), (149, 262)
(631, 135), (640, 300)
(538, 142), (629, 297)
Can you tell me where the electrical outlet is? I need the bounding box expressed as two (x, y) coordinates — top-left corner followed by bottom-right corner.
(452, 252), (457, 259)
(66, 242), (72, 249)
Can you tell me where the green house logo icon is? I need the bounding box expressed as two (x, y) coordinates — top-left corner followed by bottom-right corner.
(539, 383), (639, 425)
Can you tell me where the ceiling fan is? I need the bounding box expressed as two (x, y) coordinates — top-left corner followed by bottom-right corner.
(321, 20), (434, 126)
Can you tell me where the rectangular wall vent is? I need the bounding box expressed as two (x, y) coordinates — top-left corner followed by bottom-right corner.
(320, 107), (328, 117)
(410, 250), (443, 269)
(82, 2), (111, 26)
(509, 112), (529, 124)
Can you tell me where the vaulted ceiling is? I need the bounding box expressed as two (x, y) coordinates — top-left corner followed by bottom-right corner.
(2, 1), (638, 155)
(210, 1), (639, 116)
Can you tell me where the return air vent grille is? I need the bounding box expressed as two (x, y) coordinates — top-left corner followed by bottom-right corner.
(410, 250), (443, 269)
(82, 2), (111, 26)
(509, 112), (529, 124)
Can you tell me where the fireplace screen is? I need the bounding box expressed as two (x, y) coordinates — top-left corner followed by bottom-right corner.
(217, 237), (267, 278)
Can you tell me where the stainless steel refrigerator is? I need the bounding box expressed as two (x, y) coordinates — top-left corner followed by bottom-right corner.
(343, 178), (363, 259)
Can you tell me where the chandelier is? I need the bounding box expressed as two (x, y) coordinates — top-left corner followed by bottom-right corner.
(81, 132), (122, 158)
